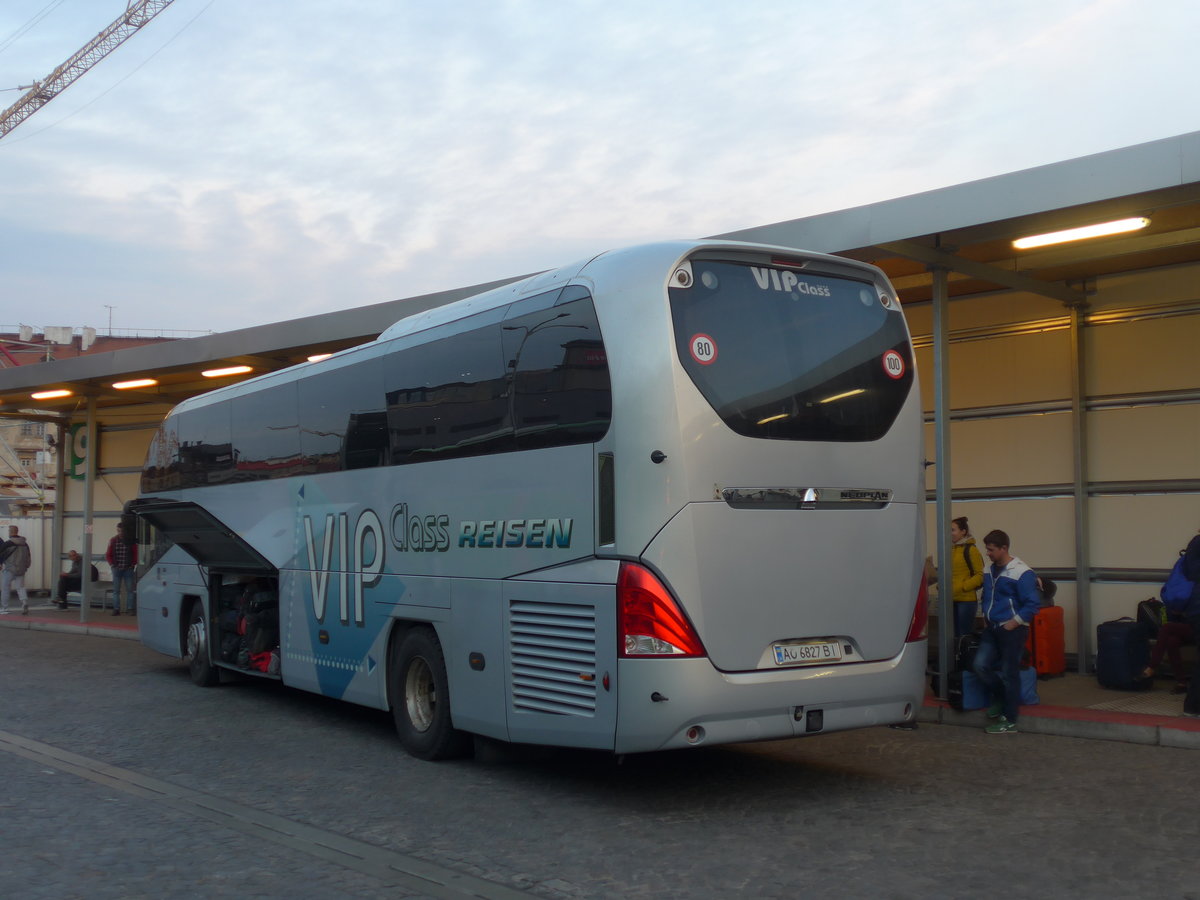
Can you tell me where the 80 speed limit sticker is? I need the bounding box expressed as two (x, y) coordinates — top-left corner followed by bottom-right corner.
(881, 349), (906, 379)
(689, 334), (718, 365)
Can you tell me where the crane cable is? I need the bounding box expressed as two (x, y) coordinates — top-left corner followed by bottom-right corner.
(0, 0), (70, 60)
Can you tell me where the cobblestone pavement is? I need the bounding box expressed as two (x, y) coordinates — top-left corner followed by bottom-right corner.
(1, 628), (1197, 899)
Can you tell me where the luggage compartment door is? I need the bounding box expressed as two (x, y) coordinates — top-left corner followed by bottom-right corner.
(128, 499), (276, 575)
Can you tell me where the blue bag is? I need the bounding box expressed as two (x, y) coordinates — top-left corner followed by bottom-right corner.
(960, 670), (989, 710)
(1019, 665), (1039, 706)
(1160, 554), (1195, 612)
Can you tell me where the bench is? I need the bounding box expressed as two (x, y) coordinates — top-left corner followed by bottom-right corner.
(65, 581), (115, 609)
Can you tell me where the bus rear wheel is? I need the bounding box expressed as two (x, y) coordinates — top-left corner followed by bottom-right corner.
(185, 601), (218, 687)
(389, 627), (470, 760)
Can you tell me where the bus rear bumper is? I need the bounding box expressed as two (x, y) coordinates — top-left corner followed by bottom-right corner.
(613, 639), (927, 753)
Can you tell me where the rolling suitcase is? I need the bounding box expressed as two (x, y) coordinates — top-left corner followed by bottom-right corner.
(1025, 606), (1066, 677)
(1095, 617), (1152, 690)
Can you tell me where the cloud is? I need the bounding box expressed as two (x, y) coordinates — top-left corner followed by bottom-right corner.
(1, 0), (1198, 332)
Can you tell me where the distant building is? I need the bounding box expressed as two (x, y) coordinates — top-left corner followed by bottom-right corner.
(0, 418), (52, 517)
(0, 327), (197, 515)
(0, 327), (189, 366)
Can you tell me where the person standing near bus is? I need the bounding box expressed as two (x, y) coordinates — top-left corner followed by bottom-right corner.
(973, 529), (1040, 734)
(949, 516), (984, 639)
(106, 522), (138, 616)
(0, 524), (33, 615)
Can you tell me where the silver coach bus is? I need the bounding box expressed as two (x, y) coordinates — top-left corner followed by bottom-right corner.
(130, 240), (928, 760)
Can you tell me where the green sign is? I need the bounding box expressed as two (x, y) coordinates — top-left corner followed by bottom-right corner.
(68, 423), (89, 481)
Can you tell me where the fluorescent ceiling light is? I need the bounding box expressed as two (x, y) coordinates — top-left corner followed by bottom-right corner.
(820, 388), (865, 404)
(112, 378), (158, 390)
(1013, 217), (1149, 250)
(31, 389), (72, 400)
(201, 365), (253, 378)
(757, 413), (788, 425)
(307, 353), (332, 363)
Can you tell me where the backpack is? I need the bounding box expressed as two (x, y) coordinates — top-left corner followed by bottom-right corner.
(962, 544), (975, 577)
(1161, 553), (1195, 611)
(1036, 576), (1057, 608)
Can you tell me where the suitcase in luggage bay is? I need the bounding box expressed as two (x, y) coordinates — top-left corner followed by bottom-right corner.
(1025, 606), (1066, 677)
(1095, 617), (1152, 690)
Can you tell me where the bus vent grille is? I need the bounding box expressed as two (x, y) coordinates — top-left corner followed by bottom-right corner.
(509, 599), (597, 717)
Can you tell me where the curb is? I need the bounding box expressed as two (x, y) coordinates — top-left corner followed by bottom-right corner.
(0, 615), (140, 641)
(920, 698), (1200, 750)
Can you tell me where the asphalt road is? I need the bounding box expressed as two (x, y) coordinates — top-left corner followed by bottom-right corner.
(1, 628), (1196, 899)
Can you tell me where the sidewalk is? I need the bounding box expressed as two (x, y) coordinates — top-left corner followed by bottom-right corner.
(921, 669), (1200, 750)
(0, 597), (139, 641)
(2, 601), (1198, 749)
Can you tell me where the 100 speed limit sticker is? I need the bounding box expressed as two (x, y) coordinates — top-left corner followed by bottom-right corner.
(881, 349), (906, 379)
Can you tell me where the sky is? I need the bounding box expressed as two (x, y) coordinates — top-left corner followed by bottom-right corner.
(1, 0), (1198, 336)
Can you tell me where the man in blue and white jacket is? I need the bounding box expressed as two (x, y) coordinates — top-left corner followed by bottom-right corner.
(972, 529), (1042, 734)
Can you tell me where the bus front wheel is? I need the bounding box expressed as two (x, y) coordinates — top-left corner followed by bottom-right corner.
(389, 627), (470, 760)
(185, 601), (219, 687)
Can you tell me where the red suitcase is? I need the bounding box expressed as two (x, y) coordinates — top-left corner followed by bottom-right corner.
(1025, 606), (1066, 677)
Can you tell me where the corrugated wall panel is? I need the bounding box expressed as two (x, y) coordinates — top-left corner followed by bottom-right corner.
(924, 414), (1075, 491)
(1088, 406), (1200, 482)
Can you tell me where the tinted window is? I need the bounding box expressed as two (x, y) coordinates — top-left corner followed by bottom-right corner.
(385, 320), (512, 464)
(142, 294), (613, 494)
(502, 296), (611, 449)
(298, 355), (385, 472)
(175, 403), (233, 488)
(669, 260), (913, 442)
(141, 417), (181, 493)
(231, 383), (301, 481)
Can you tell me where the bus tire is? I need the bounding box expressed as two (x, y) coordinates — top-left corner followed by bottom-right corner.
(389, 627), (470, 760)
(184, 600), (219, 687)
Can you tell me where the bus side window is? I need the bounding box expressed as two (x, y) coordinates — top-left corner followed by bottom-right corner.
(142, 417), (181, 493)
(231, 382), (301, 481)
(384, 320), (512, 465)
(502, 295), (612, 450)
(175, 403), (233, 488)
(298, 355), (385, 474)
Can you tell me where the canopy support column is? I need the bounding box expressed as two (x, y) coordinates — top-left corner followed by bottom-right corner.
(79, 399), (97, 623)
(1068, 300), (1092, 673)
(931, 266), (953, 694)
(50, 421), (66, 603)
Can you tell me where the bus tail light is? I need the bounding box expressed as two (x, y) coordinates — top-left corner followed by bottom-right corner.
(618, 562), (706, 658)
(904, 571), (929, 643)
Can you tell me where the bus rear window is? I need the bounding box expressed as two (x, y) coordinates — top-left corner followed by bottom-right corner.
(669, 260), (913, 442)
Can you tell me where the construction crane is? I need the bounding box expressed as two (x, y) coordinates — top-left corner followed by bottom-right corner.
(0, 0), (176, 140)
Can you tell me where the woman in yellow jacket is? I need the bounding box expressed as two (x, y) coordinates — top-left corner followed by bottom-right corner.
(950, 516), (985, 638)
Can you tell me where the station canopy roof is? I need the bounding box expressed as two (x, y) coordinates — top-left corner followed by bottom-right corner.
(3, 130), (1199, 422)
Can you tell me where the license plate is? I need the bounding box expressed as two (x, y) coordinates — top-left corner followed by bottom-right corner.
(772, 640), (843, 666)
